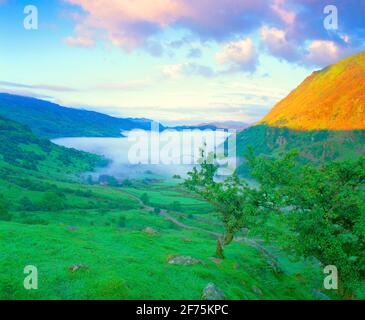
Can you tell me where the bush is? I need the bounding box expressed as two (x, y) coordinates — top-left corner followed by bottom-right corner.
(38, 192), (66, 211)
(170, 201), (182, 212)
(0, 195), (11, 221)
(18, 196), (36, 211)
(141, 193), (149, 204)
(117, 215), (126, 228)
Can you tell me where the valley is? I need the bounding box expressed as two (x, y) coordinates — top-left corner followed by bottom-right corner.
(0, 115), (324, 300)
(0, 51), (364, 300)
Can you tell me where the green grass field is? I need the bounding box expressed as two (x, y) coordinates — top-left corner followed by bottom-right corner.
(0, 172), (326, 300)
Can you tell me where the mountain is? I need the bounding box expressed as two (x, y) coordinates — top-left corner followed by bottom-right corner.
(172, 124), (220, 131)
(198, 121), (250, 131)
(236, 51), (365, 175)
(259, 51), (365, 130)
(0, 93), (163, 138)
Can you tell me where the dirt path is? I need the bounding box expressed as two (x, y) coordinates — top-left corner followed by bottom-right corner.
(124, 190), (279, 268)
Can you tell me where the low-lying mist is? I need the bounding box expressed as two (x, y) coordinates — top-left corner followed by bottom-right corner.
(53, 130), (236, 181)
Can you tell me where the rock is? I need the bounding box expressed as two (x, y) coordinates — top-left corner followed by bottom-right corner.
(208, 257), (223, 265)
(182, 238), (192, 243)
(69, 264), (88, 272)
(168, 255), (203, 266)
(143, 227), (158, 235)
(66, 226), (78, 232)
(201, 283), (225, 300)
(252, 285), (263, 296)
(233, 262), (240, 270)
(311, 289), (331, 300)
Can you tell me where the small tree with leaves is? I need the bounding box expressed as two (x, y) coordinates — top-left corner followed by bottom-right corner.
(184, 150), (260, 258)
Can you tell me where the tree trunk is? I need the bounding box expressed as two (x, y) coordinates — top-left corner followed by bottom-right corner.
(216, 230), (234, 259)
(215, 238), (224, 259)
(224, 231), (234, 245)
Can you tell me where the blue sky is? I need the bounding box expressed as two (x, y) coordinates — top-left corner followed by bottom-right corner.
(0, 0), (364, 124)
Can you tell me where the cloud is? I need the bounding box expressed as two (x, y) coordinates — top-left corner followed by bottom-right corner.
(0, 88), (54, 100)
(63, 0), (280, 50)
(304, 40), (340, 66)
(162, 62), (214, 78)
(260, 26), (299, 61)
(187, 48), (202, 58)
(215, 38), (257, 72)
(0, 81), (77, 92)
(64, 35), (95, 47)
(94, 80), (152, 91)
(270, 0), (295, 25)
(62, 0), (365, 67)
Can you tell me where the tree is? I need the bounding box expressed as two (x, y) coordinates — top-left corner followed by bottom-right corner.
(117, 215), (126, 228)
(141, 193), (150, 205)
(170, 201), (182, 212)
(39, 192), (66, 211)
(185, 148), (365, 297)
(86, 175), (94, 185)
(121, 179), (133, 187)
(184, 151), (260, 258)
(245, 150), (365, 297)
(19, 196), (36, 211)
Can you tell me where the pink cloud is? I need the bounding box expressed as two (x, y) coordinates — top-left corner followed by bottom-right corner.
(305, 40), (340, 66)
(62, 0), (365, 68)
(260, 26), (298, 61)
(216, 38), (257, 72)
(63, 0), (276, 50)
(270, 0), (295, 25)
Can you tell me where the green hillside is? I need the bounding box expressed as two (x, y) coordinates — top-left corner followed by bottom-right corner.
(0, 93), (156, 138)
(236, 125), (365, 176)
(0, 115), (106, 173)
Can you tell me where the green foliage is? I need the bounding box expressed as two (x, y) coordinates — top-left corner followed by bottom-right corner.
(0, 115), (105, 173)
(99, 175), (119, 187)
(186, 148), (365, 296)
(185, 151), (261, 257)
(0, 195), (11, 221)
(169, 201), (182, 212)
(117, 215), (126, 228)
(236, 125), (365, 177)
(121, 179), (133, 187)
(18, 196), (36, 211)
(250, 154), (365, 297)
(140, 193), (150, 205)
(38, 192), (66, 212)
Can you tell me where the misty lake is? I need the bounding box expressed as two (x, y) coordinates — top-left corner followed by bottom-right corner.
(53, 130), (236, 180)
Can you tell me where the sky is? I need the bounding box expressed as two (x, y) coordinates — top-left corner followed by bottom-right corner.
(0, 0), (364, 125)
